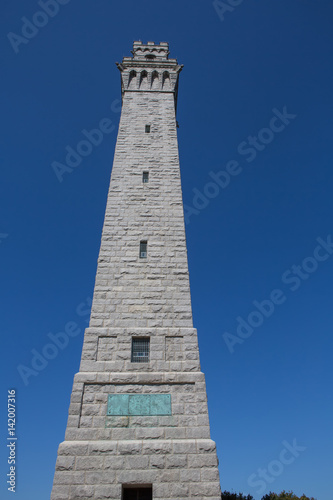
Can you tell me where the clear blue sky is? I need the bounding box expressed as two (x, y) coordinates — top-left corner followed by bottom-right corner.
(1, 1), (333, 499)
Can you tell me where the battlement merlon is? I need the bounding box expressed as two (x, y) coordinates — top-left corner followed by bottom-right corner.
(116, 41), (183, 109)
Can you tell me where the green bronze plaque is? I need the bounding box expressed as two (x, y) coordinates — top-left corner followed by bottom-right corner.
(151, 394), (171, 415)
(107, 394), (171, 416)
(129, 394), (150, 415)
(107, 394), (129, 415)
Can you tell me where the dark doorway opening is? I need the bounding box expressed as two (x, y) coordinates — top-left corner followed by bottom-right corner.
(123, 486), (152, 500)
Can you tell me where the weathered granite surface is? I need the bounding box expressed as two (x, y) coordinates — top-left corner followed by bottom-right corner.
(51, 41), (221, 500)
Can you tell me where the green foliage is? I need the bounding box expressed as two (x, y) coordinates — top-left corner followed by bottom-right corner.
(221, 490), (316, 500)
(260, 491), (317, 500)
(221, 492), (254, 500)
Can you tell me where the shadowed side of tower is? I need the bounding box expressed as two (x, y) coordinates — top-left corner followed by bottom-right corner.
(51, 41), (221, 500)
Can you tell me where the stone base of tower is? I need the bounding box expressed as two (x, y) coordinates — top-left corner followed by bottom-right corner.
(51, 439), (221, 500)
(51, 367), (221, 499)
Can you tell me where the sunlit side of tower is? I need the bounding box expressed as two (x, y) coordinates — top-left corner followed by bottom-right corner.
(51, 41), (221, 500)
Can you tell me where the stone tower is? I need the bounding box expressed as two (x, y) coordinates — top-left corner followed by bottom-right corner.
(51, 41), (221, 500)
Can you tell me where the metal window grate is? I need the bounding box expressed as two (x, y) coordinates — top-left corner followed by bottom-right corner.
(142, 171), (149, 183)
(131, 338), (150, 363)
(140, 240), (147, 258)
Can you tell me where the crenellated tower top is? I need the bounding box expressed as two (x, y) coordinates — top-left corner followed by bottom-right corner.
(132, 40), (170, 61)
(116, 41), (183, 108)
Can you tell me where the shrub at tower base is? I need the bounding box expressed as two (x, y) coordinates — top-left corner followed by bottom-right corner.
(261, 492), (317, 500)
(221, 491), (317, 500)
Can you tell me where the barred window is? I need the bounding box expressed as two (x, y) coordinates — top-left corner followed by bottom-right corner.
(142, 171), (149, 183)
(139, 240), (147, 258)
(131, 338), (150, 363)
(145, 124), (151, 133)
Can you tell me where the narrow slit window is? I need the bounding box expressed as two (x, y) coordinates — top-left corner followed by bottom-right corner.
(131, 338), (150, 363)
(140, 240), (147, 258)
(142, 171), (149, 183)
(145, 124), (151, 133)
